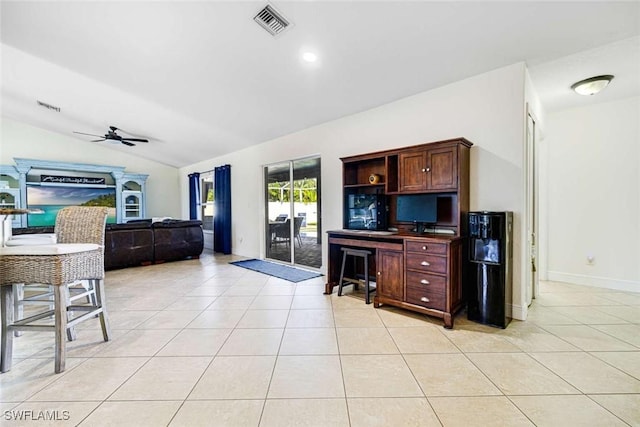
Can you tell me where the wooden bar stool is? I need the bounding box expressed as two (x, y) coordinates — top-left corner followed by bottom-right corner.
(337, 247), (375, 304)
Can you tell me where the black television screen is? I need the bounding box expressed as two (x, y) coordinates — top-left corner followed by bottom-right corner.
(396, 194), (437, 224)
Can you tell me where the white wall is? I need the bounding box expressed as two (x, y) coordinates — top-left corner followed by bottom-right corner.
(180, 63), (530, 319)
(0, 118), (181, 218)
(545, 96), (640, 291)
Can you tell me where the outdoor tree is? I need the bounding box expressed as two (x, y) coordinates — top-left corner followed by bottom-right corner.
(268, 178), (317, 203)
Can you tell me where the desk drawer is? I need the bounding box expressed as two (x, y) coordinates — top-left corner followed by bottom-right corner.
(406, 271), (446, 293)
(406, 253), (447, 274)
(406, 241), (447, 255)
(406, 285), (445, 311)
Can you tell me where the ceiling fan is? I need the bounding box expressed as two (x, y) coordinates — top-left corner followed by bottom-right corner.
(73, 126), (149, 146)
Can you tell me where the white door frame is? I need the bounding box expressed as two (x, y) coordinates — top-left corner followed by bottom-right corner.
(525, 104), (540, 304)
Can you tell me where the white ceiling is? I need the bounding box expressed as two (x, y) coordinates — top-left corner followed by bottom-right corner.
(1, 1), (639, 167)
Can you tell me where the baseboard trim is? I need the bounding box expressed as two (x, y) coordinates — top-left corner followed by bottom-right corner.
(509, 303), (527, 321)
(547, 271), (640, 293)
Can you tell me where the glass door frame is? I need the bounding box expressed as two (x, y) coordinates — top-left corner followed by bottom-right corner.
(263, 155), (321, 269)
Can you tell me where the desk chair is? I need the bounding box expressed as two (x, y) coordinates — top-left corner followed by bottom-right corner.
(0, 206), (111, 373)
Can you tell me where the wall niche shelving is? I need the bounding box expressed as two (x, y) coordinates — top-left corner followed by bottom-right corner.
(1, 158), (148, 227)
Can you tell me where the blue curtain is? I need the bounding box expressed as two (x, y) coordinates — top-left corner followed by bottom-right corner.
(188, 173), (200, 220)
(214, 165), (232, 254)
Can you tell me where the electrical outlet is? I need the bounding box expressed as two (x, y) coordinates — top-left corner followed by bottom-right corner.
(586, 255), (595, 265)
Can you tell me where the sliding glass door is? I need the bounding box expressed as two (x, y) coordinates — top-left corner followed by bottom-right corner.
(264, 157), (321, 269)
(265, 162), (292, 263)
(199, 172), (214, 250)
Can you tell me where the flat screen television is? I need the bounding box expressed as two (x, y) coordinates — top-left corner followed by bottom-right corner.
(396, 194), (437, 232)
(26, 185), (117, 227)
(345, 193), (387, 230)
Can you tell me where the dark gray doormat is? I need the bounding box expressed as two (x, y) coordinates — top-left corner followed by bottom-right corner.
(230, 259), (322, 283)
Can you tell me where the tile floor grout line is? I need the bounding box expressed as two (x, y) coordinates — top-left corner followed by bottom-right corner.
(587, 351), (640, 382)
(381, 301), (449, 425)
(330, 289), (353, 427)
(184, 264), (251, 419)
(256, 285), (297, 427)
(582, 394), (635, 427)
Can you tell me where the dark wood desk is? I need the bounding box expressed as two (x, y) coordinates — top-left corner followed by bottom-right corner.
(325, 229), (464, 328)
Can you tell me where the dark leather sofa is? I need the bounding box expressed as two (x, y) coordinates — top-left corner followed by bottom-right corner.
(104, 221), (154, 270)
(151, 220), (205, 264)
(106, 219), (204, 269)
(13, 219), (204, 270)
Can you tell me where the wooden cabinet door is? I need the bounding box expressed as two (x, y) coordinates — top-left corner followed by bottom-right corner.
(426, 146), (457, 190)
(399, 146), (457, 192)
(398, 151), (426, 192)
(377, 250), (404, 300)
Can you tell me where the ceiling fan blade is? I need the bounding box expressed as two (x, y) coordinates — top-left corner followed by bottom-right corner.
(91, 139), (106, 142)
(120, 140), (136, 147)
(74, 131), (104, 137)
(121, 138), (149, 143)
(113, 126), (146, 137)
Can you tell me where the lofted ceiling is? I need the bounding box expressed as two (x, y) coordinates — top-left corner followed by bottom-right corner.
(1, 1), (639, 168)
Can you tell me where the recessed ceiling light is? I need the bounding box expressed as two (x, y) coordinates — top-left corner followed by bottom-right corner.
(570, 75), (614, 96)
(302, 52), (317, 63)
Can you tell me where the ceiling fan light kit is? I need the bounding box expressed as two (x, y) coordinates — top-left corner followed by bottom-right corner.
(570, 75), (614, 96)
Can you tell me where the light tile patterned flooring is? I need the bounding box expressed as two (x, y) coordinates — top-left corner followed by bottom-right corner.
(2, 251), (639, 426)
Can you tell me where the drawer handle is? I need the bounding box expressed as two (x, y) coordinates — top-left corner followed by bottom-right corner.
(420, 297), (430, 303)
(377, 271), (381, 276)
(420, 279), (430, 285)
(422, 246), (427, 251)
(421, 261), (431, 266)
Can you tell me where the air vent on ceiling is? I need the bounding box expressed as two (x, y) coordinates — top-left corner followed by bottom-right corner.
(37, 100), (61, 112)
(254, 4), (290, 36)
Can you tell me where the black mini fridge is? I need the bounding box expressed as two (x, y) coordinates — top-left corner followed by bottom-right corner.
(466, 211), (513, 328)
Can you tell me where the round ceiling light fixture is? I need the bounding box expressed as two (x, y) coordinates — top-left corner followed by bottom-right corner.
(570, 75), (614, 96)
